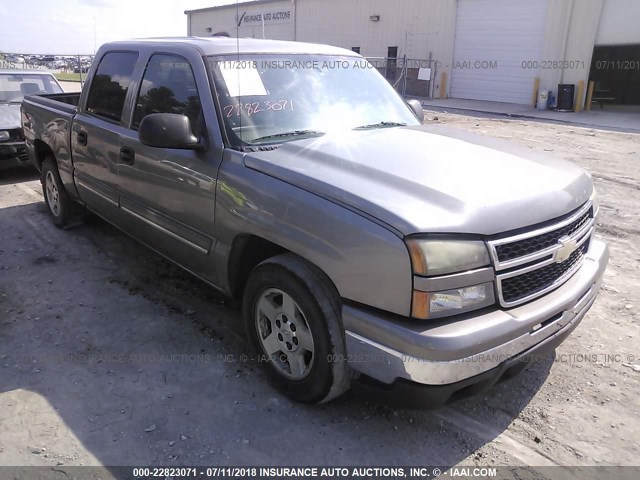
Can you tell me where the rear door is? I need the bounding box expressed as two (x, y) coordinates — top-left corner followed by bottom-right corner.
(72, 51), (138, 217)
(118, 51), (223, 281)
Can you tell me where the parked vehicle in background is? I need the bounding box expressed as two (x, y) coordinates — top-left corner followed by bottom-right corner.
(4, 55), (26, 65)
(73, 64), (90, 74)
(1, 70), (63, 171)
(21, 38), (608, 406)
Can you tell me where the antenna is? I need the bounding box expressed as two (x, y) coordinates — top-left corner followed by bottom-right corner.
(235, 0), (239, 53)
(235, 0), (242, 145)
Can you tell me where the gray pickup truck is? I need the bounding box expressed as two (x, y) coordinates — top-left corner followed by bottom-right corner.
(21, 37), (609, 405)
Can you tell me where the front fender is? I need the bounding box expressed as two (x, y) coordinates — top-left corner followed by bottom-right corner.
(214, 149), (413, 317)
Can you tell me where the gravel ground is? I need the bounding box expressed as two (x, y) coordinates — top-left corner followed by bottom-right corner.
(0, 111), (638, 476)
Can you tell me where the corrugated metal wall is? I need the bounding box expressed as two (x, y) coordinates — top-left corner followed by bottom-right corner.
(186, 0), (629, 106)
(295, 0), (456, 60)
(188, 0), (294, 40)
(187, 0), (458, 99)
(596, 0), (640, 45)
(294, 0), (457, 99)
(540, 0), (604, 107)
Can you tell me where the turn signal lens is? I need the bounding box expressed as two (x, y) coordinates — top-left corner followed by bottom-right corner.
(411, 283), (495, 319)
(411, 290), (430, 319)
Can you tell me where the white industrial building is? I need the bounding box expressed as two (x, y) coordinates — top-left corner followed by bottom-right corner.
(186, 0), (640, 108)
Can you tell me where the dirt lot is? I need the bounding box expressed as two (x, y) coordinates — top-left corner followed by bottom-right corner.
(0, 112), (638, 474)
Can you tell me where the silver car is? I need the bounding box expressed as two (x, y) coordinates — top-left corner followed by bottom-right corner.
(1, 70), (63, 171)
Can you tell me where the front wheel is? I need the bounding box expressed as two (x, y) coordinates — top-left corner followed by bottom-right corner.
(243, 254), (350, 403)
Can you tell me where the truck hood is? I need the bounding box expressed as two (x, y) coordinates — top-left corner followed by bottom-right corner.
(0, 103), (21, 129)
(244, 124), (593, 236)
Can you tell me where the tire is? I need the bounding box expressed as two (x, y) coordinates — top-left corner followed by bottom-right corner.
(41, 157), (78, 228)
(243, 254), (350, 404)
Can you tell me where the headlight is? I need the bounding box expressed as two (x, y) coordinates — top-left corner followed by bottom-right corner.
(0, 131), (10, 142)
(406, 238), (494, 319)
(412, 282), (495, 319)
(406, 239), (490, 276)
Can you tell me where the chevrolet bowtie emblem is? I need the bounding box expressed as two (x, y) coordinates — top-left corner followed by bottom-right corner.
(554, 235), (578, 263)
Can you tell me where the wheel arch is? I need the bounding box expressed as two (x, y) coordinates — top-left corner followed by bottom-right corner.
(227, 234), (341, 305)
(33, 139), (54, 172)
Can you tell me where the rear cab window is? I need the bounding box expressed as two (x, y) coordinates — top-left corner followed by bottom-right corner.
(85, 52), (138, 123)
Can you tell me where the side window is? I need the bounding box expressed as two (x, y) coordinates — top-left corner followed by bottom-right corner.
(85, 52), (138, 122)
(132, 54), (202, 135)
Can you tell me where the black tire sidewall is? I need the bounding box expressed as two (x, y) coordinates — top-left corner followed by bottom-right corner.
(41, 158), (69, 227)
(243, 260), (345, 404)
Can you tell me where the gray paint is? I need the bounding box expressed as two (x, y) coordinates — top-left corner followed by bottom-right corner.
(246, 124), (593, 236)
(215, 148), (414, 315)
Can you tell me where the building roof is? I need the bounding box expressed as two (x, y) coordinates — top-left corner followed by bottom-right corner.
(184, 0), (283, 15)
(105, 37), (359, 57)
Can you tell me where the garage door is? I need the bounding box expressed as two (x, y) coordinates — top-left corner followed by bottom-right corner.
(450, 0), (548, 104)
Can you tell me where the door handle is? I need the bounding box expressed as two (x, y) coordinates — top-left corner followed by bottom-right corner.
(76, 130), (88, 146)
(119, 146), (135, 165)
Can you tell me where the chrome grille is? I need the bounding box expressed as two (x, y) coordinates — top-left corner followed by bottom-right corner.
(495, 210), (591, 262)
(489, 201), (595, 308)
(501, 243), (588, 304)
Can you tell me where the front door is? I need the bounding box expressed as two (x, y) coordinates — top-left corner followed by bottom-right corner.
(117, 52), (221, 281)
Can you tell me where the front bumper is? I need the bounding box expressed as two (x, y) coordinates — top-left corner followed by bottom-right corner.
(344, 239), (609, 389)
(0, 142), (30, 170)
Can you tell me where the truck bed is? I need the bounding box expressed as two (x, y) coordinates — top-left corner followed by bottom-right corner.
(24, 92), (80, 115)
(21, 92), (81, 177)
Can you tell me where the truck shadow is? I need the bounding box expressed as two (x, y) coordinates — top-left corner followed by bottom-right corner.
(0, 167), (39, 186)
(0, 198), (553, 475)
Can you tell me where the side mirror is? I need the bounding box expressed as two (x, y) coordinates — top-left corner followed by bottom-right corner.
(406, 99), (424, 123)
(139, 113), (204, 151)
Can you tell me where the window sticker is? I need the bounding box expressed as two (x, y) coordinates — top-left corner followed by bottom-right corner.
(219, 62), (267, 97)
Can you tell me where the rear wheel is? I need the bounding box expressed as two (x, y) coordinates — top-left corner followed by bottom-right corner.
(243, 254), (350, 403)
(41, 157), (77, 228)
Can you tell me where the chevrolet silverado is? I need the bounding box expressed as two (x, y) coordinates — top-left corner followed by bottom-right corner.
(21, 38), (609, 405)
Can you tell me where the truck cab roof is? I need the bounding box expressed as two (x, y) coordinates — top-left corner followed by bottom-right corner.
(100, 36), (361, 58)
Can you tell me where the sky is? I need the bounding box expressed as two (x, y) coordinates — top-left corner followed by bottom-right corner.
(1, 0), (255, 55)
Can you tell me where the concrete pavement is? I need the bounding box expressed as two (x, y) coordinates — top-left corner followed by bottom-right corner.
(420, 98), (640, 133)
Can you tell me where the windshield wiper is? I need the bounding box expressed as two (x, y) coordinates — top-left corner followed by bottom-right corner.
(251, 130), (325, 143)
(353, 121), (407, 130)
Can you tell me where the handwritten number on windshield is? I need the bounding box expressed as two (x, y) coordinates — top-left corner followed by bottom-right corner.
(223, 100), (294, 118)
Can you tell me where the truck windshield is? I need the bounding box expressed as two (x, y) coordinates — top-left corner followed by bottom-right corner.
(0, 73), (63, 103)
(208, 55), (420, 146)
